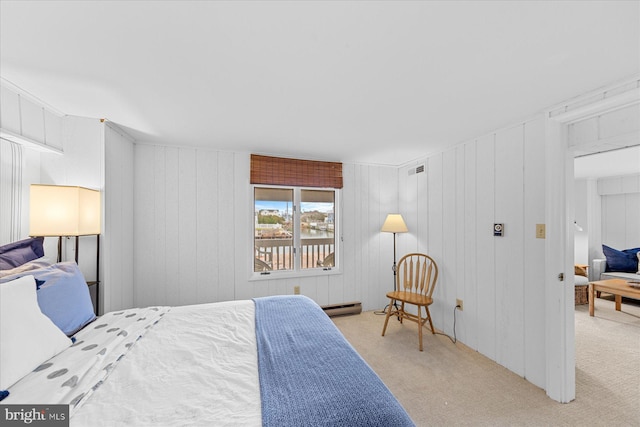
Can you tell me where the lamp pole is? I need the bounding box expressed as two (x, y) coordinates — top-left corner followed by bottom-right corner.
(391, 231), (400, 311)
(376, 214), (407, 316)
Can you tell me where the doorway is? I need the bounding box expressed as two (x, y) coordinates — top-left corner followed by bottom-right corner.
(544, 75), (640, 403)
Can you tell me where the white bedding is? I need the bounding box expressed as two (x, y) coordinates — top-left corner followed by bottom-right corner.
(71, 300), (261, 426)
(11, 301), (261, 427)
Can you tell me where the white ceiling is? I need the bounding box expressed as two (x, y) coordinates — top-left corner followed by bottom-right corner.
(574, 146), (640, 180)
(1, 1), (639, 166)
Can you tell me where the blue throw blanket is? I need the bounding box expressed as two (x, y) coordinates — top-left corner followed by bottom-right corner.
(254, 295), (415, 427)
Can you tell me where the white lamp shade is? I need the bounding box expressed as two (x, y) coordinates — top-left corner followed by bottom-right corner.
(381, 214), (408, 233)
(29, 184), (101, 236)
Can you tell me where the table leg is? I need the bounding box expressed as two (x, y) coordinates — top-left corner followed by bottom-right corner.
(615, 295), (622, 311)
(589, 284), (595, 316)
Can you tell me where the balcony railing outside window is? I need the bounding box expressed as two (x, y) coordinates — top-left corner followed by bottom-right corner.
(255, 238), (334, 270)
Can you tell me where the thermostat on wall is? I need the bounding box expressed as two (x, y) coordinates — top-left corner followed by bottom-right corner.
(494, 223), (504, 237)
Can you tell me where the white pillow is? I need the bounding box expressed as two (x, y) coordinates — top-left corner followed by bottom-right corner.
(0, 275), (72, 390)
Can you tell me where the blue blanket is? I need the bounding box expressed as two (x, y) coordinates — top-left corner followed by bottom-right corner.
(254, 295), (415, 427)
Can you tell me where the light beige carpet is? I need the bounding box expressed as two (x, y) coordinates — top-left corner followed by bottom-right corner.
(332, 298), (640, 426)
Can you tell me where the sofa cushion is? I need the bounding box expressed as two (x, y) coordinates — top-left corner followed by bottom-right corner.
(602, 245), (640, 273)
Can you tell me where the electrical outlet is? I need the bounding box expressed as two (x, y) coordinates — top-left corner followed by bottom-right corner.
(536, 224), (546, 239)
(456, 299), (463, 311)
(294, 286), (300, 295)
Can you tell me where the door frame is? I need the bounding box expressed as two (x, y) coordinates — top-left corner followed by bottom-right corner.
(544, 76), (640, 402)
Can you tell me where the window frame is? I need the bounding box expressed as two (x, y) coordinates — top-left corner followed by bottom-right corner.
(250, 184), (341, 281)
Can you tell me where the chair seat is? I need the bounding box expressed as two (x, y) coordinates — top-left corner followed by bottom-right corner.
(386, 291), (433, 306)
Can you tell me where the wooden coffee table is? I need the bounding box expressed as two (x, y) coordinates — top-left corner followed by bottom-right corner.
(589, 279), (640, 316)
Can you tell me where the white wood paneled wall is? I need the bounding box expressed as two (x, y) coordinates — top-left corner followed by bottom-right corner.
(132, 145), (399, 312)
(398, 117), (547, 389)
(598, 174), (640, 251)
(0, 139), (23, 244)
(103, 123), (135, 312)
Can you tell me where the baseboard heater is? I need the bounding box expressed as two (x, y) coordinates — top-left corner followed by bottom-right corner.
(321, 301), (362, 317)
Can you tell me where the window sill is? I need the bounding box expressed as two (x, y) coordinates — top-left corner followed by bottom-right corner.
(249, 268), (342, 282)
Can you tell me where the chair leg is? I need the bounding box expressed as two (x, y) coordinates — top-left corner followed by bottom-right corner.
(382, 299), (394, 336)
(399, 302), (405, 323)
(417, 306), (423, 351)
(425, 306), (435, 334)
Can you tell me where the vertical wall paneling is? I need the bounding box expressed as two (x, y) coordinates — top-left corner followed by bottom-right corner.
(350, 164), (363, 305)
(153, 147), (168, 305)
(475, 134), (496, 360)
(586, 179), (602, 280)
(178, 149), (198, 305)
(195, 150), (219, 303)
(133, 144), (155, 307)
(416, 162), (429, 255)
(400, 163), (419, 253)
(602, 195), (627, 249)
(573, 179), (589, 264)
(165, 147), (181, 304)
(494, 124), (525, 376)
(601, 192), (640, 249)
(624, 194), (640, 248)
(0, 139), (23, 244)
(340, 163), (357, 306)
(463, 141), (478, 349)
(426, 154), (444, 325)
(222, 151), (239, 302)
(397, 118), (545, 384)
(441, 149), (456, 334)
(454, 145), (466, 343)
(358, 165), (369, 307)
(103, 123), (134, 312)
(365, 166), (379, 309)
(377, 165), (399, 309)
(523, 118), (546, 388)
(597, 173), (640, 252)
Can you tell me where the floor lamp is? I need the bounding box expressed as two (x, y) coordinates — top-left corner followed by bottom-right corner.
(379, 214), (408, 314)
(29, 184), (101, 314)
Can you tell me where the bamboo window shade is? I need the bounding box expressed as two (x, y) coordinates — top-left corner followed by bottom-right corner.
(250, 154), (343, 188)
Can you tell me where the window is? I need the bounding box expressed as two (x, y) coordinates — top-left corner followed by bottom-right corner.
(250, 154), (342, 277)
(254, 186), (338, 274)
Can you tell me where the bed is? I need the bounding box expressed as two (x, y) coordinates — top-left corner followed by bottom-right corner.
(0, 238), (414, 426)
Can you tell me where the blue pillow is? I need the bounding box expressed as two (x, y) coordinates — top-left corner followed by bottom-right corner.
(602, 245), (640, 273)
(0, 237), (45, 270)
(0, 262), (96, 336)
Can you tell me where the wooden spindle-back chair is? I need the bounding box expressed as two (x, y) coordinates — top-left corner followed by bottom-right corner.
(381, 253), (438, 351)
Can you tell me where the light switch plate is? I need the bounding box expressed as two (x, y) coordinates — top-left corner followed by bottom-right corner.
(536, 224), (546, 239)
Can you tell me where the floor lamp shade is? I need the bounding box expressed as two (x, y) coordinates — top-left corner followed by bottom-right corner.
(381, 214), (408, 233)
(29, 185), (101, 236)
